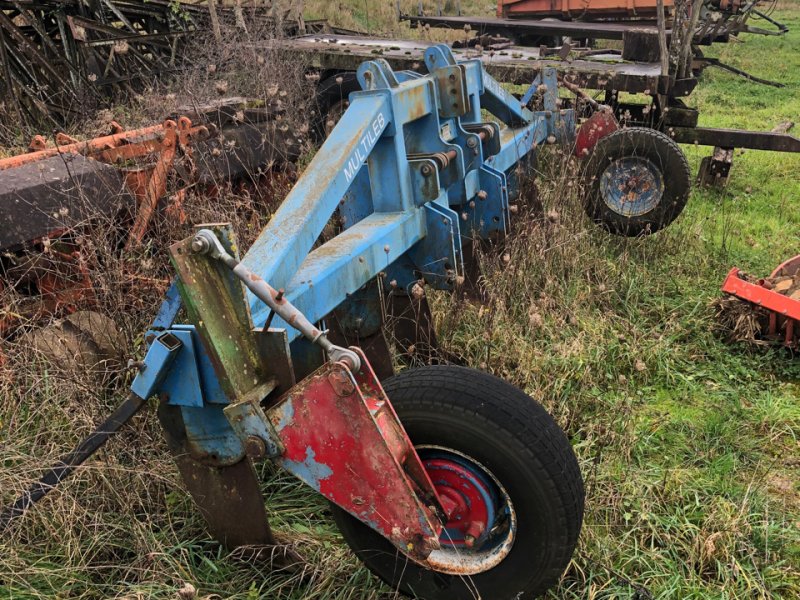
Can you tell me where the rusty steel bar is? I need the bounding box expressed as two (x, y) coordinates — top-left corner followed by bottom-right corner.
(0, 123), (168, 170)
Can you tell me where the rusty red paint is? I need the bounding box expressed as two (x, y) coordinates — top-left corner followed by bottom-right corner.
(722, 266), (800, 346)
(574, 109), (618, 157)
(266, 349), (444, 561)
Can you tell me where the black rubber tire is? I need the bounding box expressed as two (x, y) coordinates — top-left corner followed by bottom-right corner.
(313, 71), (360, 142)
(583, 126), (691, 236)
(332, 365), (584, 600)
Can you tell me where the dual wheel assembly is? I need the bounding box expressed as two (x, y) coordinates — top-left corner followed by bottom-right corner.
(334, 366), (584, 599)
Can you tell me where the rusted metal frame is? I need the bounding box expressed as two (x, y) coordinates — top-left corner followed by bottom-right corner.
(669, 126), (800, 152)
(0, 122), (178, 169)
(722, 268), (800, 346)
(403, 13), (641, 40)
(280, 36), (665, 94)
(55, 10), (86, 93)
(95, 39), (162, 81)
(73, 13), (173, 69)
(69, 13), (181, 45)
(11, 2), (82, 82)
(99, 0), (139, 34)
(78, 30), (183, 47)
(125, 121), (178, 247)
(722, 268), (800, 321)
(0, 10), (75, 96)
(37, 246), (97, 312)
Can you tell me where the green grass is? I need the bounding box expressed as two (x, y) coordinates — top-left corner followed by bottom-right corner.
(1, 4), (799, 600)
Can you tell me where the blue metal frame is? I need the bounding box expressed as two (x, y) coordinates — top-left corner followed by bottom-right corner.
(137, 44), (574, 463)
(237, 46), (572, 344)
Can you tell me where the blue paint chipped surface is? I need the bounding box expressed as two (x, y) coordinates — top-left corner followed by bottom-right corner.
(280, 447), (334, 491)
(272, 398), (295, 431)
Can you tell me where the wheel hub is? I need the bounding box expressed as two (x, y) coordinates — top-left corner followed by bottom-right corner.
(424, 457), (496, 547)
(600, 156), (664, 217)
(417, 446), (517, 576)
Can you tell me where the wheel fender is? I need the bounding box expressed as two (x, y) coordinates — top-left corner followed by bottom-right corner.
(574, 109), (619, 158)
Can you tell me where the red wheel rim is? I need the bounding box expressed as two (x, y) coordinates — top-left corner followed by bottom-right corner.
(423, 455), (497, 548)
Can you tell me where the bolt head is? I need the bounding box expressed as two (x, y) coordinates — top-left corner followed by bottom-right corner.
(245, 435), (267, 460)
(191, 236), (207, 254)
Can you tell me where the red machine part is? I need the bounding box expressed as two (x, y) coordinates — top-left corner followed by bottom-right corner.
(266, 348), (444, 561)
(424, 456), (494, 547)
(499, 0), (675, 19)
(721, 255), (800, 347)
(0, 117), (206, 249)
(574, 108), (619, 158)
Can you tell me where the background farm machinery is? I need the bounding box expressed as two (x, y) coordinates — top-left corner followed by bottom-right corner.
(297, 0), (799, 191)
(406, 0), (787, 45)
(0, 97), (301, 361)
(719, 255), (800, 349)
(1, 45), (593, 600)
(0, 0), (353, 134)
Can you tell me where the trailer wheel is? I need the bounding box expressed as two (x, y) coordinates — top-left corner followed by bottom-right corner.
(313, 72), (360, 141)
(583, 127), (690, 236)
(332, 365), (584, 600)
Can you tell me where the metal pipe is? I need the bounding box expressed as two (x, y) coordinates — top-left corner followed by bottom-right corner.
(190, 229), (361, 371)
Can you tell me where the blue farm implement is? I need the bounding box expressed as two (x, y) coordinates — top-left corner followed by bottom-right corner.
(3, 46), (595, 598)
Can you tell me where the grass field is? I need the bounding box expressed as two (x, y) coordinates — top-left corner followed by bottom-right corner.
(1, 2), (799, 599)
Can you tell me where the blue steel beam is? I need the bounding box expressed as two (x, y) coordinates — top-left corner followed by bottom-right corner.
(151, 45), (574, 395)
(241, 92), (392, 294)
(252, 211), (427, 342)
(239, 51), (569, 337)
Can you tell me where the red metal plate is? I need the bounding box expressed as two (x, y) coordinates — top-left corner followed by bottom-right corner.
(722, 268), (800, 321)
(574, 109), (619, 158)
(266, 352), (443, 561)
